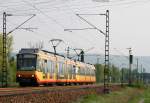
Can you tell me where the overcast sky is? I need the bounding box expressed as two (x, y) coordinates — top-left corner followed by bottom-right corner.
(0, 0), (150, 56)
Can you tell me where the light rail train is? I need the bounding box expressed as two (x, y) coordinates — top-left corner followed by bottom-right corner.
(16, 48), (96, 86)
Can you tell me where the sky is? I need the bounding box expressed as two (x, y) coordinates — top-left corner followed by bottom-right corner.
(0, 0), (150, 57)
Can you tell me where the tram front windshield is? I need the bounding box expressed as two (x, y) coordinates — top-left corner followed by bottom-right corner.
(17, 54), (37, 71)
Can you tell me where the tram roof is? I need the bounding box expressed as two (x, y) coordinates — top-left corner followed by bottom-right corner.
(18, 48), (94, 66)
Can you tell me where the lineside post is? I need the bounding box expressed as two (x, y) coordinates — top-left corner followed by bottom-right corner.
(128, 48), (133, 86)
(104, 10), (110, 93)
(121, 68), (124, 87)
(2, 12), (7, 87)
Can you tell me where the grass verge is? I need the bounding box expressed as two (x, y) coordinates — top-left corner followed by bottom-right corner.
(143, 87), (150, 103)
(75, 87), (145, 103)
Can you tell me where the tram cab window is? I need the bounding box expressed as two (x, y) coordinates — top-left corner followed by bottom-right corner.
(17, 54), (37, 71)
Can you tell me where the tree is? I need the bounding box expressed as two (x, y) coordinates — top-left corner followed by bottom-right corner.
(95, 64), (104, 83)
(0, 33), (15, 84)
(122, 68), (129, 83)
(110, 65), (121, 83)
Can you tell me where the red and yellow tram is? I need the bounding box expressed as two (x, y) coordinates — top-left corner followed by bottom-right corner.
(16, 48), (96, 86)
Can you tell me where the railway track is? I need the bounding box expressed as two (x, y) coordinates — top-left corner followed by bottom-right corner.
(0, 84), (99, 96)
(0, 84), (123, 103)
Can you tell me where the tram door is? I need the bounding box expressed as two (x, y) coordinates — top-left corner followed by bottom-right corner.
(44, 60), (48, 79)
(69, 65), (72, 79)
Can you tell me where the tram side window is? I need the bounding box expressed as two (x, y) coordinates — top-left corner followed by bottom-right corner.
(37, 59), (42, 72)
(83, 67), (85, 75)
(80, 67), (84, 75)
(85, 67), (88, 76)
(62, 63), (64, 75)
(47, 60), (51, 73)
(51, 61), (55, 73)
(63, 63), (65, 74)
(64, 63), (68, 74)
(59, 62), (64, 75)
(89, 68), (91, 76)
(36, 59), (39, 70)
(93, 70), (95, 76)
(88, 67), (91, 76)
(79, 67), (82, 75)
(71, 65), (74, 74)
(88, 68), (90, 76)
(86, 68), (88, 76)
(72, 65), (76, 74)
(42, 60), (47, 73)
(41, 60), (44, 72)
(90, 68), (92, 76)
(42, 60), (45, 73)
(91, 69), (95, 76)
(48, 60), (52, 73)
(38, 60), (43, 72)
(78, 67), (81, 75)
(83, 68), (86, 75)
(90, 69), (93, 76)
(37, 59), (48, 73)
(37, 59), (44, 72)
(70, 65), (72, 74)
(75, 67), (79, 74)
(67, 64), (71, 74)
(90, 69), (92, 76)
(82, 68), (84, 75)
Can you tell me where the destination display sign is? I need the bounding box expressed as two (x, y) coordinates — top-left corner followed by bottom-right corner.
(23, 54), (36, 58)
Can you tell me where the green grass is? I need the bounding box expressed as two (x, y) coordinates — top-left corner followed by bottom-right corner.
(143, 88), (150, 103)
(76, 87), (145, 103)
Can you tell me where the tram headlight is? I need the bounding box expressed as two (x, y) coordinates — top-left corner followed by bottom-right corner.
(18, 74), (21, 77)
(32, 75), (34, 77)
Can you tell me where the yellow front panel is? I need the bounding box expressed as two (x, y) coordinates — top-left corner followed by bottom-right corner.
(35, 71), (44, 81)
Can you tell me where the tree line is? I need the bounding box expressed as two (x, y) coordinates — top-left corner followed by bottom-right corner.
(95, 64), (141, 84)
